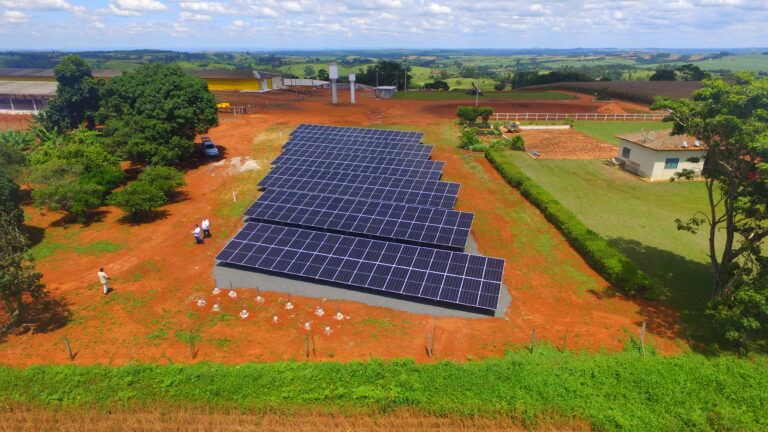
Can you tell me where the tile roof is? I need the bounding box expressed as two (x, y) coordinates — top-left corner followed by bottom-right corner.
(617, 129), (707, 151)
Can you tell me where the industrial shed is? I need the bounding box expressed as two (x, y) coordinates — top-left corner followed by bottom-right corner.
(0, 80), (56, 112)
(186, 70), (283, 91)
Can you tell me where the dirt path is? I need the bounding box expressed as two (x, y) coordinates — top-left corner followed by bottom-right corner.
(0, 90), (683, 366)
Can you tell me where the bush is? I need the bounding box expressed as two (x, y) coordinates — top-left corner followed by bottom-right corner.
(494, 82), (507, 91)
(478, 107), (494, 123)
(457, 126), (481, 150)
(456, 106), (480, 124)
(137, 166), (185, 198)
(508, 135), (525, 151)
(107, 181), (167, 219)
(485, 148), (654, 297)
(0, 172), (22, 225)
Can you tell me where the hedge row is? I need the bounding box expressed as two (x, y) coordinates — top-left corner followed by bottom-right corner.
(1, 348), (767, 431)
(485, 148), (654, 296)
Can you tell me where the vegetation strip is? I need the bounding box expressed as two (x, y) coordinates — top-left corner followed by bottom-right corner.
(485, 148), (653, 296)
(0, 348), (766, 431)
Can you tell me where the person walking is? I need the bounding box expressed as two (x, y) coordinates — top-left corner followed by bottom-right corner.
(97, 267), (110, 295)
(193, 224), (204, 244)
(201, 218), (211, 238)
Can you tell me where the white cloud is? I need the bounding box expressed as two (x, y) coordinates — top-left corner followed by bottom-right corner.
(282, 1), (304, 12)
(108, 4), (141, 16)
(2, 9), (28, 22)
(112, 0), (168, 11)
(179, 11), (212, 20)
(250, 5), (279, 17)
(178, 1), (234, 14)
(614, 10), (624, 19)
(0, 0), (71, 10)
(426, 2), (451, 14)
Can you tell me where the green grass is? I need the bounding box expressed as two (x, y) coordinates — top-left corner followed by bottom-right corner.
(32, 239), (126, 260)
(0, 348), (766, 431)
(393, 91), (574, 100)
(573, 120), (670, 145)
(506, 154), (717, 339)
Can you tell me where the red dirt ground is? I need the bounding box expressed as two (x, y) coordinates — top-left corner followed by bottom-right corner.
(0, 113), (32, 131)
(518, 129), (619, 159)
(0, 91), (683, 366)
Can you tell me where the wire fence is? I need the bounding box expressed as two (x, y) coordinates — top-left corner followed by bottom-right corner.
(492, 112), (665, 122)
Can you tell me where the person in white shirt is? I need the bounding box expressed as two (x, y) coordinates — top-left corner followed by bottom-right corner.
(97, 268), (110, 295)
(193, 224), (203, 244)
(201, 218), (211, 238)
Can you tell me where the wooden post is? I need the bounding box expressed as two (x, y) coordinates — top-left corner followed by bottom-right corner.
(304, 335), (310, 358)
(189, 331), (196, 360)
(233, 191), (236, 202)
(63, 336), (74, 361)
(311, 332), (316, 357)
(425, 332), (432, 358)
(561, 329), (568, 352)
(640, 322), (647, 358)
(529, 329), (536, 353)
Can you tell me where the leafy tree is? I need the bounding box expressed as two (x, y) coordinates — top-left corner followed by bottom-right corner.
(677, 63), (711, 81)
(0, 210), (46, 329)
(652, 72), (768, 350)
(35, 55), (101, 131)
(595, 86), (611, 101)
(0, 140), (27, 179)
(423, 80), (449, 91)
(107, 180), (167, 220)
(456, 106), (480, 124)
(494, 82), (507, 91)
(457, 126), (481, 150)
(508, 134), (525, 151)
(137, 166), (185, 198)
(356, 61), (412, 90)
(478, 107), (494, 123)
(0, 130), (35, 151)
(317, 69), (329, 81)
(303, 65), (315, 77)
(98, 63), (218, 166)
(0, 172), (22, 225)
(649, 68), (676, 81)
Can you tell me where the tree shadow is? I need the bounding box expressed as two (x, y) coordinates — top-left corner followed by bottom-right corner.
(167, 190), (190, 205)
(1, 295), (73, 343)
(21, 224), (45, 247)
(115, 209), (169, 226)
(49, 210), (109, 228)
(603, 237), (718, 349)
(177, 145), (228, 173)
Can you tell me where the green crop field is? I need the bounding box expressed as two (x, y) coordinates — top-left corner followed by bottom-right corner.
(393, 91), (574, 100)
(572, 120), (671, 145)
(506, 152), (718, 339)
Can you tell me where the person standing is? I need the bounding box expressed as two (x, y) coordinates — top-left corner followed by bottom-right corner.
(98, 268), (110, 295)
(193, 224), (204, 244)
(201, 218), (211, 238)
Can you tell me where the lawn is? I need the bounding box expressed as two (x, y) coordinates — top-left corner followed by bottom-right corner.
(506, 153), (718, 340)
(573, 120), (671, 145)
(393, 91), (574, 100)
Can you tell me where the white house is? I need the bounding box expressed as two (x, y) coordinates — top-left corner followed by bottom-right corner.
(616, 130), (707, 181)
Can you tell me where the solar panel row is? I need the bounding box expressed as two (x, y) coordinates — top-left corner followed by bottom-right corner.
(244, 189), (472, 249)
(273, 148), (442, 169)
(281, 140), (432, 160)
(283, 135), (430, 153)
(274, 156), (443, 181)
(216, 222), (502, 312)
(292, 124), (424, 141)
(289, 132), (421, 145)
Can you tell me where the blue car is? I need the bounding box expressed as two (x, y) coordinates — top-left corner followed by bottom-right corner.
(201, 136), (219, 157)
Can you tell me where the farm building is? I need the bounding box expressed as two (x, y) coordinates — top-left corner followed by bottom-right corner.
(375, 86), (397, 98)
(186, 70), (283, 91)
(0, 80), (56, 112)
(616, 130), (706, 181)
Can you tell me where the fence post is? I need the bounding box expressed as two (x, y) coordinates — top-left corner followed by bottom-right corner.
(529, 329), (536, 353)
(305, 335), (310, 359)
(561, 329), (568, 352)
(189, 331), (196, 359)
(640, 322), (647, 358)
(63, 336), (74, 361)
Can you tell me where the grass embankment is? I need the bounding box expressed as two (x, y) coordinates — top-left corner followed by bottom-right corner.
(393, 91), (574, 101)
(572, 120), (670, 145)
(505, 152), (717, 341)
(485, 148), (652, 296)
(1, 348), (766, 431)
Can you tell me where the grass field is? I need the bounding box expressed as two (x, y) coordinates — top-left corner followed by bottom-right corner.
(1, 347), (766, 431)
(505, 152), (717, 340)
(572, 120), (670, 145)
(393, 91), (574, 100)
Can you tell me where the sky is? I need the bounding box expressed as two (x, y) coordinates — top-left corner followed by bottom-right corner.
(0, 0), (767, 50)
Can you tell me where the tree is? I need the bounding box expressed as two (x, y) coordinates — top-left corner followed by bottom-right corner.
(478, 107), (494, 124)
(356, 61), (412, 91)
(0, 172), (22, 225)
(303, 65), (315, 77)
(457, 126), (481, 150)
(317, 69), (329, 81)
(677, 63), (711, 81)
(651, 73), (768, 349)
(0, 130), (35, 151)
(649, 68), (676, 81)
(456, 106), (480, 124)
(423, 80), (449, 91)
(494, 82), (507, 91)
(98, 63), (218, 166)
(137, 166), (185, 198)
(0, 139), (27, 179)
(35, 55), (101, 131)
(0, 210), (46, 329)
(107, 180), (167, 220)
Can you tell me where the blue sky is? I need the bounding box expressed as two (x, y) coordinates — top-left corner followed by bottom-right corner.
(0, 0), (767, 50)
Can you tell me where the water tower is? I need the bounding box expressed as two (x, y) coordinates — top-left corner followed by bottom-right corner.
(349, 73), (356, 104)
(329, 62), (339, 104)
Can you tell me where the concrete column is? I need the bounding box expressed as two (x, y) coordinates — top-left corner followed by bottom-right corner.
(350, 81), (356, 104)
(331, 79), (338, 104)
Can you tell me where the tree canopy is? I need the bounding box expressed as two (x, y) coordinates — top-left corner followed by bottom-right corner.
(356, 61), (412, 90)
(649, 68), (676, 81)
(0, 172), (22, 225)
(98, 63), (218, 165)
(652, 72), (768, 351)
(35, 54), (101, 131)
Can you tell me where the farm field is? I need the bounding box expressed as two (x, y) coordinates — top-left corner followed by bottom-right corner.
(0, 90), (691, 369)
(505, 152), (717, 340)
(394, 90), (574, 100)
(572, 120), (671, 145)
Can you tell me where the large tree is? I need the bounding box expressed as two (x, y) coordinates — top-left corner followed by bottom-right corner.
(0, 210), (46, 330)
(35, 54), (101, 131)
(0, 172), (22, 225)
(652, 73), (768, 349)
(356, 61), (412, 90)
(98, 63), (218, 166)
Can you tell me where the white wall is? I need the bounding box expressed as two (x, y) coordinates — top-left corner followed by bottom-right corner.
(617, 140), (706, 181)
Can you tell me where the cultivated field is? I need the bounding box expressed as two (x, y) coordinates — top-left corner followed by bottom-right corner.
(524, 81), (704, 102)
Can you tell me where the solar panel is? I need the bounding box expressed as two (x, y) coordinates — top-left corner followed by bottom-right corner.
(273, 150), (444, 172)
(268, 161), (441, 182)
(275, 156), (443, 180)
(283, 136), (429, 153)
(216, 222), (503, 312)
(257, 175), (458, 209)
(290, 131), (421, 145)
(282, 140), (432, 159)
(244, 189), (473, 250)
(291, 124), (424, 143)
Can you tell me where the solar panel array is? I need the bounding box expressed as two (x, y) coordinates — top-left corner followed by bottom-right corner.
(216, 124), (505, 313)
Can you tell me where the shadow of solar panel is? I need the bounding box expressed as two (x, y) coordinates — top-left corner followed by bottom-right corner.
(269, 159), (441, 181)
(216, 222), (503, 313)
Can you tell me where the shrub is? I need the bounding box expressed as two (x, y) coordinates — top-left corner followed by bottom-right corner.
(494, 82), (507, 91)
(456, 106), (480, 124)
(508, 135), (525, 151)
(478, 107), (494, 123)
(457, 126), (481, 150)
(468, 144), (489, 152)
(485, 148), (654, 297)
(0, 172), (22, 225)
(137, 166), (185, 198)
(107, 181), (167, 219)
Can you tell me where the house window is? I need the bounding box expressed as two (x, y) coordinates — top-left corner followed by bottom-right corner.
(664, 158), (680, 169)
(622, 147), (631, 158)
(688, 157), (701, 164)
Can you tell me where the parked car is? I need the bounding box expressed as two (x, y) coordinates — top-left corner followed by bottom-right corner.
(201, 136), (219, 157)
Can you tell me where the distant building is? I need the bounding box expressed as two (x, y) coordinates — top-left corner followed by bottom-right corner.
(375, 86), (397, 98)
(616, 130), (707, 181)
(185, 70), (283, 91)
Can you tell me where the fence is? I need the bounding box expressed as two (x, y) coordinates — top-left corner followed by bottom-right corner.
(492, 112), (665, 122)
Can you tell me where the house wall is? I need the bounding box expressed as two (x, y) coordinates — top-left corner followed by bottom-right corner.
(204, 78), (262, 91)
(617, 140), (706, 181)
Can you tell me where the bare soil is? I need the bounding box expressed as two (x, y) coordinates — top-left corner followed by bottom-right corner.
(0, 113), (32, 130)
(0, 90), (683, 366)
(518, 129), (619, 159)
